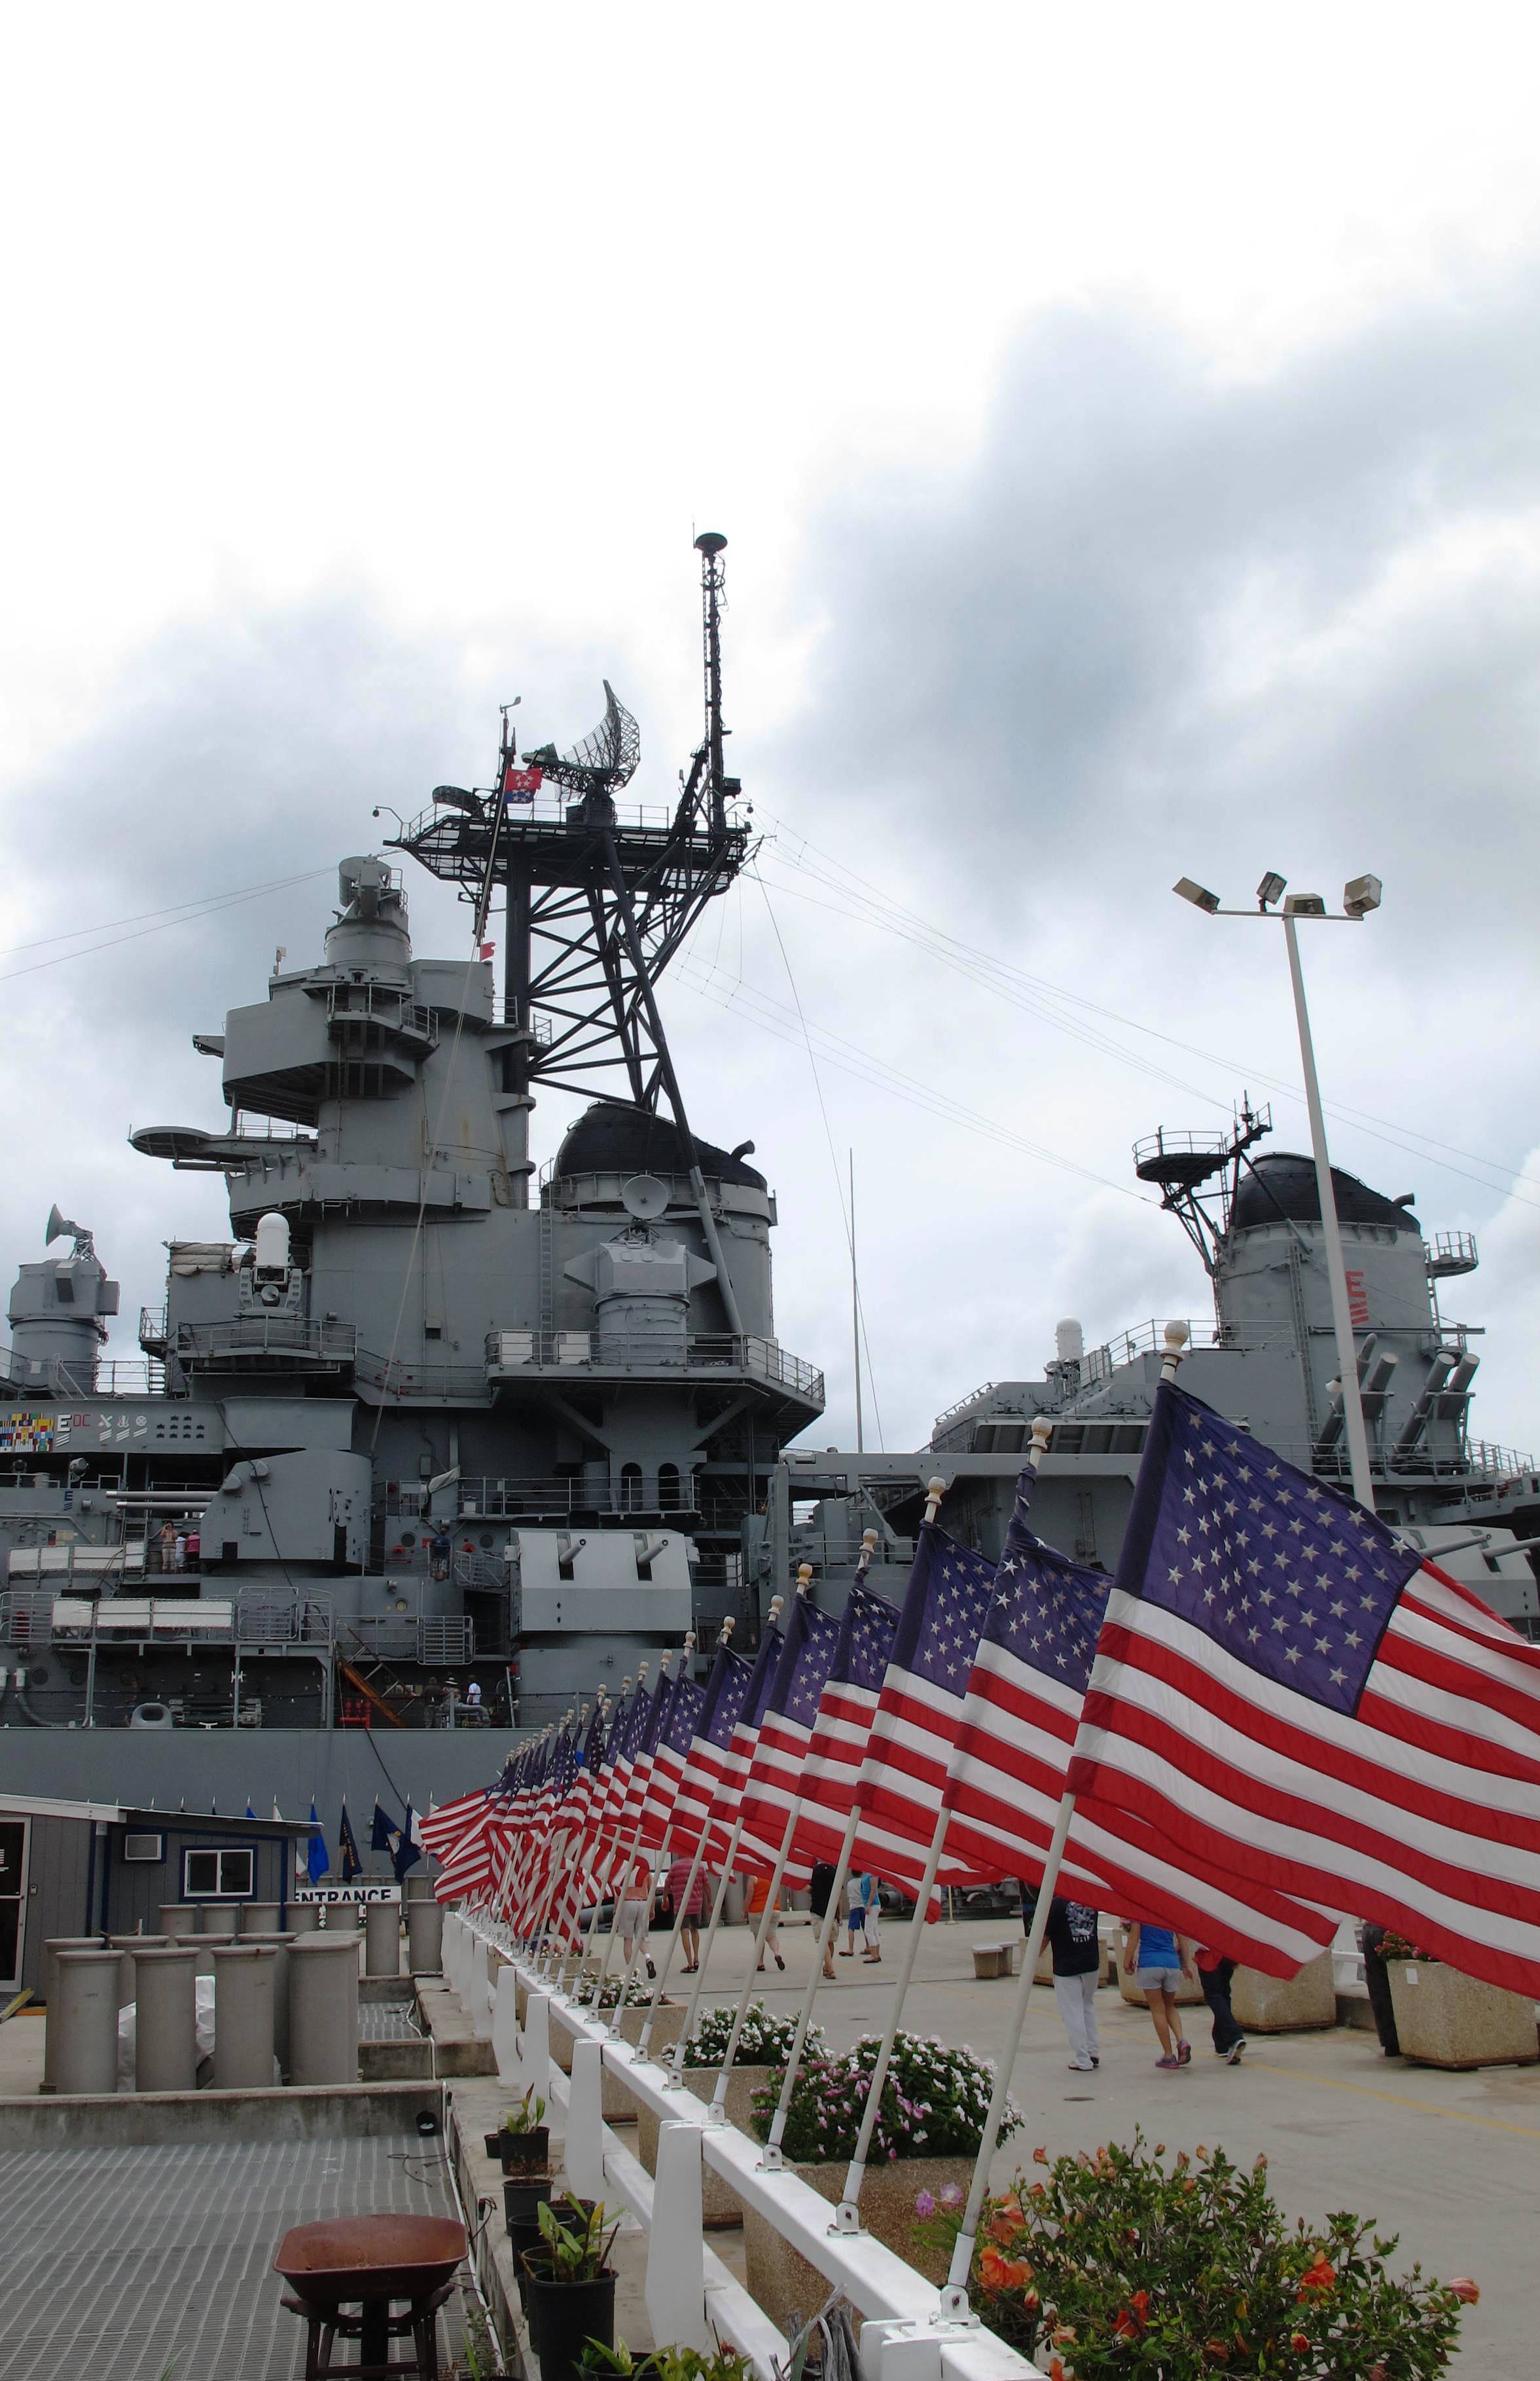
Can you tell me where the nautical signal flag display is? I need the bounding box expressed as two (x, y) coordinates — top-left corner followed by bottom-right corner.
(502, 763), (543, 799)
(1068, 1381), (1540, 1997)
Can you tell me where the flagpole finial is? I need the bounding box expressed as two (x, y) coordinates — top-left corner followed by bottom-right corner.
(768, 1594), (785, 1625)
(1026, 1417), (1053, 1469)
(925, 1475), (946, 1523)
(719, 1616), (736, 1643)
(683, 1629), (697, 1653)
(855, 1527), (879, 1576)
(637, 1661), (649, 1682)
(1160, 1320), (1191, 1380)
(795, 1562), (815, 1596)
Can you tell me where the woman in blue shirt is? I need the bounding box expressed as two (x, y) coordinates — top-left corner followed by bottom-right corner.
(1123, 1919), (1197, 2067)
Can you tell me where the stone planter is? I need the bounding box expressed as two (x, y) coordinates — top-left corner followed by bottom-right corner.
(550, 1999), (683, 2120)
(636, 2062), (772, 2227)
(1230, 1952), (1336, 2034)
(1116, 1928), (1202, 2006)
(743, 2154), (975, 2336)
(1388, 1961), (1540, 2069)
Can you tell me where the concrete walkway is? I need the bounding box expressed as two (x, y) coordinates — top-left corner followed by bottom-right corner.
(635, 1912), (1530, 2379)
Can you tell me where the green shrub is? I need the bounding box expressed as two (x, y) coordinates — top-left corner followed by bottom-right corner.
(939, 2130), (1473, 2380)
(749, 2030), (1017, 2163)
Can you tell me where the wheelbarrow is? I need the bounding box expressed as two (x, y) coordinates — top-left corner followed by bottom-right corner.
(274, 2213), (468, 2378)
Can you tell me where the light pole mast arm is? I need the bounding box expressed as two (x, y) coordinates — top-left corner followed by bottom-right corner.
(1282, 915), (1376, 1510)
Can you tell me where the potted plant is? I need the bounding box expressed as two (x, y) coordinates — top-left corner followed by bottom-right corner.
(742, 2031), (1018, 2333)
(521, 2194), (621, 2381)
(578, 2344), (755, 2381)
(503, 2170), (559, 2299)
(485, 2086), (550, 2174)
(1381, 1934), (1539, 2071)
(937, 2129), (1475, 2378)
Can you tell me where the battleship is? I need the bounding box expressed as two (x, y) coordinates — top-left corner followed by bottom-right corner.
(1, 534), (1536, 1852)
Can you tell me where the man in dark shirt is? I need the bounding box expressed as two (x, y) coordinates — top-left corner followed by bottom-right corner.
(1023, 1885), (1103, 2071)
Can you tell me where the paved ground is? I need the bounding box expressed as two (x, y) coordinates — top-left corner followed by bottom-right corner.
(643, 1912), (1537, 2380)
(0, 2133), (461, 2380)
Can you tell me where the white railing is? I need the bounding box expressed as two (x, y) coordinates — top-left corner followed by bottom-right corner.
(442, 1908), (1045, 2381)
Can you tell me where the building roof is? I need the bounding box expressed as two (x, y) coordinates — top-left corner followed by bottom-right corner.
(1230, 1152), (1420, 1237)
(0, 1792), (319, 1834)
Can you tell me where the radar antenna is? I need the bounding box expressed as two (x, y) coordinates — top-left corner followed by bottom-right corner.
(524, 680), (641, 803)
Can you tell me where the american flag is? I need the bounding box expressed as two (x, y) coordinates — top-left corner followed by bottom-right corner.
(617, 1665), (672, 1840)
(640, 1668), (705, 1849)
(850, 1522), (1002, 1895)
(1069, 1380), (1540, 1995)
(737, 1593), (842, 1878)
(669, 1641), (755, 1859)
(789, 1578), (901, 1869)
(424, 1789), (502, 1905)
(942, 1502), (1338, 1973)
(702, 1618), (786, 1864)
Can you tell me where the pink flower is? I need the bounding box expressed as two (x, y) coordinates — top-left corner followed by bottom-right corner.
(915, 2190), (937, 2217)
(940, 2183), (964, 2208)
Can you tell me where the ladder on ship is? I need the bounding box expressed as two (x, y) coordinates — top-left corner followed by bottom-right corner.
(334, 1624), (420, 1729)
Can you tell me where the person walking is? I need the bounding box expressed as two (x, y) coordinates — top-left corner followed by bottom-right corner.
(855, 1872), (882, 1963)
(1361, 1923), (1402, 2057)
(617, 1852), (656, 1980)
(1194, 1945), (1247, 2063)
(667, 1851), (707, 1972)
(810, 1861), (838, 1979)
(1045, 1897), (1103, 2071)
(1124, 1918), (1196, 2068)
(745, 1871), (785, 1971)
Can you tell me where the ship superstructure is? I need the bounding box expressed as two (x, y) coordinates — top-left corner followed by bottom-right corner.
(0, 537), (831, 1770)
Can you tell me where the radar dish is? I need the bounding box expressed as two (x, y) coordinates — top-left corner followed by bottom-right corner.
(524, 681), (640, 799)
(620, 1173), (669, 1221)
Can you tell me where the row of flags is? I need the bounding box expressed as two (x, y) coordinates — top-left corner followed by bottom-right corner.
(413, 1377), (1540, 1998)
(279, 1796), (425, 1886)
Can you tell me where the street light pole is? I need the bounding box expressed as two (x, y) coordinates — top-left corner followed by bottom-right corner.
(1281, 915), (1376, 1510)
(1173, 869), (1384, 1514)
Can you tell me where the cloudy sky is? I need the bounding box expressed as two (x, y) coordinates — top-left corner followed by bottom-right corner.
(3, 4), (1539, 1458)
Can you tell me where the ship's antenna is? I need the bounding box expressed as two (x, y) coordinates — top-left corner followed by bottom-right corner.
(694, 530), (729, 837)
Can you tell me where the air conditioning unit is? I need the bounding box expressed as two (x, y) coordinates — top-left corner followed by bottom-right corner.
(123, 1832), (166, 1862)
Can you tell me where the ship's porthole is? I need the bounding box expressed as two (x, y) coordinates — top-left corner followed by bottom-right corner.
(400, 1531), (416, 1548)
(479, 1531), (495, 1550)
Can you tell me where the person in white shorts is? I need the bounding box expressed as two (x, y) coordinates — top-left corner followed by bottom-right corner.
(617, 1854), (656, 1979)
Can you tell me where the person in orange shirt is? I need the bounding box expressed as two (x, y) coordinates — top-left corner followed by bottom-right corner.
(744, 1872), (785, 1971)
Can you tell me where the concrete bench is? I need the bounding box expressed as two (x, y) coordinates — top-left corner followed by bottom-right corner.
(973, 1942), (1018, 1979)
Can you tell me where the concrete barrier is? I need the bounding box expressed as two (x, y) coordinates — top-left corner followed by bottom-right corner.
(365, 1902), (401, 1978)
(407, 1898), (444, 1976)
(241, 1902), (285, 1934)
(51, 1949), (121, 2096)
(212, 1944), (278, 2089)
(110, 1933), (169, 2007)
(289, 1934), (359, 2086)
(197, 1905), (240, 1937)
(133, 1946), (198, 2093)
(242, 1932), (297, 2077)
(41, 1938), (105, 2088)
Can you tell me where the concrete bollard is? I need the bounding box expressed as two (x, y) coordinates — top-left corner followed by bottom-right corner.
(132, 1946), (198, 2093)
(406, 1897), (444, 1976)
(242, 1933), (296, 2077)
(41, 1938), (105, 2090)
(288, 1935), (359, 2086)
(51, 1950), (121, 2095)
(240, 1902), (284, 1934)
(110, 1933), (168, 2007)
(211, 1944), (278, 2089)
(285, 1902), (321, 1935)
(364, 1900), (401, 1978)
(158, 1903), (198, 1938)
(197, 1905), (240, 1937)
(173, 1932), (217, 1980)
(405, 1871), (435, 1902)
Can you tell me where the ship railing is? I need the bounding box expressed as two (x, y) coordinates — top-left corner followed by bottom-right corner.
(456, 1477), (702, 1522)
(0, 1347), (168, 1399)
(443, 1914), (1048, 2381)
(1462, 1440), (1539, 1483)
(492, 1002), (556, 1042)
(397, 791), (695, 843)
(484, 1328), (823, 1400)
(452, 1552), (510, 1591)
(170, 1318), (357, 1364)
(325, 981), (439, 1040)
(1080, 1318), (1232, 1386)
(349, 1614), (476, 1666)
(357, 1352), (492, 1402)
(0, 1588), (335, 1648)
(931, 1381), (999, 1432)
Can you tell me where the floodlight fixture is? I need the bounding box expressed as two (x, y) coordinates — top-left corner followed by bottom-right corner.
(1282, 892), (1327, 917)
(1343, 872), (1383, 918)
(1173, 876), (1221, 914)
(1257, 871), (1287, 909)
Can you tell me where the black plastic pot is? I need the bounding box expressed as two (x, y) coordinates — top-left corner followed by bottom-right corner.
(522, 2269), (617, 2381)
(503, 2174), (556, 2232)
(486, 2123), (550, 2173)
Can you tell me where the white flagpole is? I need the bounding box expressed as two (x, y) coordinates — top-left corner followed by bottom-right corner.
(940, 1335), (1188, 2314)
(636, 1624), (726, 2055)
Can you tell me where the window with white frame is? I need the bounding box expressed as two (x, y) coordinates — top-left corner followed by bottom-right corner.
(182, 1846), (254, 1899)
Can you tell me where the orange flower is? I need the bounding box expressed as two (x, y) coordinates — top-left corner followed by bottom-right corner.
(1032, 2145), (1050, 2166)
(1204, 2344), (1229, 2364)
(1297, 2255), (1336, 2297)
(1111, 2290), (1150, 2340)
(1290, 2333), (1310, 2354)
(978, 2244), (1033, 2292)
(1449, 2278), (1480, 2304)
